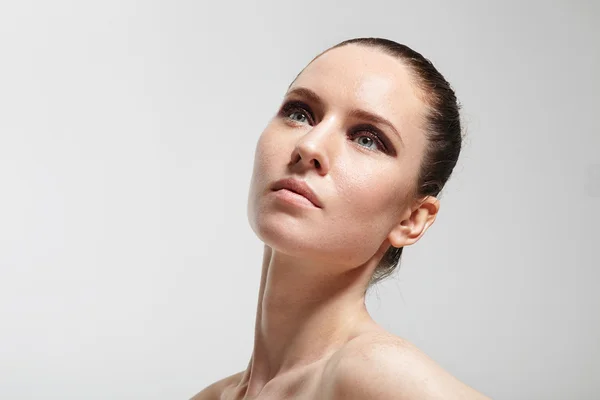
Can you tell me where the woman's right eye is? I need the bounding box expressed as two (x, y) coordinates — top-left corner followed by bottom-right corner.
(288, 110), (309, 124)
(280, 101), (313, 125)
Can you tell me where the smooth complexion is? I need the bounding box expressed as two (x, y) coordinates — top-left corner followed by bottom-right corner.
(192, 44), (490, 399)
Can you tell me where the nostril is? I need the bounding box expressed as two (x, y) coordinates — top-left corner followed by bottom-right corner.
(314, 159), (321, 168)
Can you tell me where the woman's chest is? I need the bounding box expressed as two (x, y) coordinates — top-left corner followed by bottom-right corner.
(221, 365), (328, 400)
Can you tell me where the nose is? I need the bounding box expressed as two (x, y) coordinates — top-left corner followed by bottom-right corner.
(289, 118), (338, 176)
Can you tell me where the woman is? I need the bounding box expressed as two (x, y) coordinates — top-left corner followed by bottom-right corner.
(192, 37), (490, 399)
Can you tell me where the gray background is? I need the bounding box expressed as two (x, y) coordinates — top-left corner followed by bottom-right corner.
(1, 1), (598, 399)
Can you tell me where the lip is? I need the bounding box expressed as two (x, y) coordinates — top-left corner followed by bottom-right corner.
(271, 178), (323, 208)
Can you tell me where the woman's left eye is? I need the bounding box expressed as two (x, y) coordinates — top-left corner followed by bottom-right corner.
(351, 131), (386, 152)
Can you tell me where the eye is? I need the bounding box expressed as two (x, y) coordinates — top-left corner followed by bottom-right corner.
(351, 130), (387, 152)
(280, 101), (314, 125)
(289, 110), (309, 124)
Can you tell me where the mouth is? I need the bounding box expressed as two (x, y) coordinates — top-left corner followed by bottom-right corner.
(271, 178), (323, 208)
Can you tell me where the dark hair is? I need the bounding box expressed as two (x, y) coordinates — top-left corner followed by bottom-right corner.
(300, 38), (463, 285)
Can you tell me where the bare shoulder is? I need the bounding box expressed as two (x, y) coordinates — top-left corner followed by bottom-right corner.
(189, 372), (244, 400)
(320, 332), (491, 400)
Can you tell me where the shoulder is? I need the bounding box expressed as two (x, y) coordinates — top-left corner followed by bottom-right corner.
(321, 332), (491, 400)
(189, 372), (244, 400)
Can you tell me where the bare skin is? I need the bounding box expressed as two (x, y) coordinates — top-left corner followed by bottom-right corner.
(191, 44), (491, 399)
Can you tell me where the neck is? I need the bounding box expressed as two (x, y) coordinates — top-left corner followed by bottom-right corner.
(239, 244), (384, 395)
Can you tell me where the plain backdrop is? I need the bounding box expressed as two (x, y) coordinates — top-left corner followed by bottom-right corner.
(1, 1), (598, 399)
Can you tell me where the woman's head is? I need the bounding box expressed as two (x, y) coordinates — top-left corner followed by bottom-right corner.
(247, 37), (462, 286)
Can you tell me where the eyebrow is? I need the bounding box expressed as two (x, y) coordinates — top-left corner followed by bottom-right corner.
(285, 87), (404, 146)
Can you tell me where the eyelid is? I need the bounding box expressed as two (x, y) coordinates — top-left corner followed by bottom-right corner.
(352, 125), (388, 152)
(281, 100), (315, 123)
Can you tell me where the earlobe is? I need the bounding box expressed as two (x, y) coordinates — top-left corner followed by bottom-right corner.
(387, 197), (440, 248)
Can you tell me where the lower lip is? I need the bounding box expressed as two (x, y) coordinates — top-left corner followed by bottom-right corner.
(272, 189), (319, 208)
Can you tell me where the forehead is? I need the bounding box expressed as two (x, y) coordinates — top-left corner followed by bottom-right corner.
(290, 45), (425, 124)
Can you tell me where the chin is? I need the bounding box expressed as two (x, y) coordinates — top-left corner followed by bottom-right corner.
(253, 218), (304, 253)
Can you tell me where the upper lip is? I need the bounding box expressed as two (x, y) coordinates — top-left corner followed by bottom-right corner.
(271, 178), (323, 208)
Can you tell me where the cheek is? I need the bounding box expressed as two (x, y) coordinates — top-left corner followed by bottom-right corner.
(255, 125), (291, 169)
(322, 164), (410, 262)
(337, 160), (410, 218)
(251, 129), (284, 180)
(248, 126), (293, 216)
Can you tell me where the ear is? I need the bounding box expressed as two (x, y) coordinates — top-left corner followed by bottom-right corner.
(387, 196), (440, 248)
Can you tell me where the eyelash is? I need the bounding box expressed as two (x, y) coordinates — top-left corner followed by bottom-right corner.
(278, 101), (389, 153)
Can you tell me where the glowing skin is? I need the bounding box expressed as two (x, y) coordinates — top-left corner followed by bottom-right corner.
(247, 49), (431, 268)
(192, 44), (490, 400)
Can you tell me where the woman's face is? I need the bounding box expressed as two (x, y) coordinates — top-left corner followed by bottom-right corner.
(247, 44), (432, 269)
